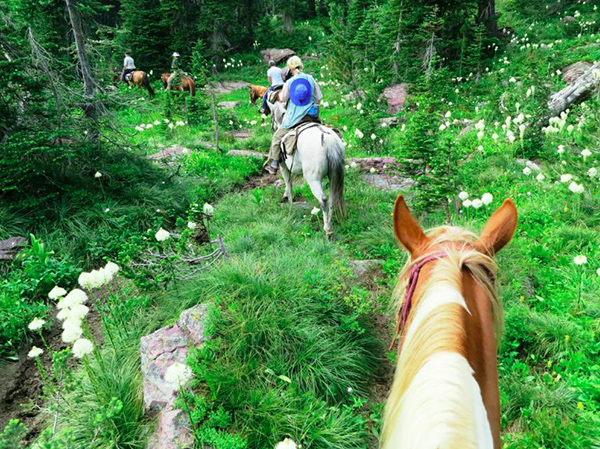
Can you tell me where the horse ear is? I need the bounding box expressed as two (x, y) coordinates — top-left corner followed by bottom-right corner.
(477, 199), (518, 255)
(392, 195), (428, 256)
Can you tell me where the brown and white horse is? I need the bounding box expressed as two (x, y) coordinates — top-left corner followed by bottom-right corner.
(121, 70), (155, 98)
(161, 73), (196, 97)
(249, 84), (268, 105)
(381, 195), (517, 449)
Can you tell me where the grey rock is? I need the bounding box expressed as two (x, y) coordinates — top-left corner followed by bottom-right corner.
(562, 61), (593, 83)
(379, 117), (404, 128)
(147, 145), (192, 160)
(381, 83), (408, 114)
(227, 150), (264, 158)
(178, 304), (209, 346)
(260, 48), (296, 65)
(0, 237), (27, 261)
(147, 401), (193, 449)
(361, 174), (415, 191)
(217, 101), (241, 109)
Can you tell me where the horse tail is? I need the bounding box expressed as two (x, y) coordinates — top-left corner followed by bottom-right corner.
(324, 132), (347, 219)
(143, 72), (155, 98)
(189, 80), (196, 97)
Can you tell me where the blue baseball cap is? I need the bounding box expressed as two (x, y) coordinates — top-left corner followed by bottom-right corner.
(289, 78), (312, 106)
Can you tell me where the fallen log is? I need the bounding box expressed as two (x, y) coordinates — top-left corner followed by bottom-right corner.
(548, 61), (600, 115)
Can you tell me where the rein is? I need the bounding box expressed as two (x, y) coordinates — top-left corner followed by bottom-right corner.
(388, 252), (447, 351)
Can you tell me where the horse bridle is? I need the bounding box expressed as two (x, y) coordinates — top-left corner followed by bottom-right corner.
(389, 247), (496, 351)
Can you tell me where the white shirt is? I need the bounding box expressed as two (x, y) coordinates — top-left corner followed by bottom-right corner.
(124, 56), (135, 69)
(267, 66), (283, 86)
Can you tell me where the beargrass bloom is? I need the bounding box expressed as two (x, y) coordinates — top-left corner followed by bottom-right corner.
(568, 182), (584, 194)
(64, 304), (90, 321)
(275, 438), (298, 449)
(187, 222), (198, 230)
(57, 289), (88, 309)
(28, 346), (44, 358)
(354, 129), (364, 139)
(48, 286), (67, 300)
(72, 338), (94, 359)
(472, 199), (483, 209)
(203, 203), (214, 215)
(523, 167), (532, 175)
(574, 255), (588, 265)
(62, 326), (83, 343)
(155, 228), (170, 242)
(458, 191), (469, 201)
(581, 149), (592, 158)
(560, 174), (573, 183)
(536, 173), (545, 181)
(588, 167), (598, 177)
(105, 261), (120, 276)
(481, 193), (493, 205)
(462, 199), (473, 208)
(311, 207), (320, 215)
(164, 362), (193, 388)
(94, 172), (102, 178)
(28, 318), (46, 331)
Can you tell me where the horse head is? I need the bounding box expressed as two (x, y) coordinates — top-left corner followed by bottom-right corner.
(382, 194), (517, 449)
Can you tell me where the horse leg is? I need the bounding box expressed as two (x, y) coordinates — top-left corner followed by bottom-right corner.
(307, 179), (331, 236)
(280, 163), (293, 204)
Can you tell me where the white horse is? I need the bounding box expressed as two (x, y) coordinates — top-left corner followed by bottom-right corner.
(267, 99), (346, 236)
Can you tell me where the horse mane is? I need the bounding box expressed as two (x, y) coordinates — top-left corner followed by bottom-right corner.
(391, 226), (502, 343)
(382, 226), (502, 449)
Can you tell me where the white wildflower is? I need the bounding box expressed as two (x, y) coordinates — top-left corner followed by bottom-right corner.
(581, 149), (592, 158)
(354, 129), (364, 139)
(477, 131), (484, 140)
(439, 124), (447, 131)
(187, 222), (198, 230)
(311, 207), (320, 215)
(560, 174), (573, 183)
(481, 193), (493, 205)
(275, 438), (298, 449)
(155, 228), (170, 242)
(370, 133), (377, 140)
(28, 346), (44, 358)
(105, 262), (120, 276)
(58, 289), (88, 309)
(154, 120), (160, 125)
(445, 111), (451, 118)
(61, 325), (83, 344)
(145, 124), (153, 129)
(72, 338), (94, 358)
(94, 172), (102, 179)
(168, 123), (175, 129)
(472, 199), (483, 209)
(370, 167), (377, 174)
(492, 133), (499, 141)
(28, 318), (46, 331)
(64, 304), (90, 321)
(350, 162), (358, 169)
(588, 167), (598, 177)
(462, 200), (473, 208)
(164, 362), (194, 388)
(568, 181), (584, 194)
(574, 255), (588, 265)
(48, 286), (67, 300)
(536, 173), (545, 181)
(203, 203), (214, 215)
(458, 191), (469, 201)
(523, 167), (532, 175)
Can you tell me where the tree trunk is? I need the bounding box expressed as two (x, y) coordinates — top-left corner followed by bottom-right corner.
(65, 0), (100, 138)
(478, 0), (499, 37)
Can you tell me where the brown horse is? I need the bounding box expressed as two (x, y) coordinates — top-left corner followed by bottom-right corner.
(121, 70), (155, 98)
(249, 84), (268, 105)
(381, 194), (517, 449)
(161, 73), (196, 97)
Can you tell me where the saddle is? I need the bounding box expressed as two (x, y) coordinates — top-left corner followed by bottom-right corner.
(125, 72), (134, 82)
(267, 85), (283, 104)
(280, 121), (343, 158)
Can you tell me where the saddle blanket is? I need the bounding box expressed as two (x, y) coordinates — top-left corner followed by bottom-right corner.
(280, 122), (343, 156)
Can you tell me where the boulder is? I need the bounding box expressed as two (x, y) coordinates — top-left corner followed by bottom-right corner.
(217, 101), (241, 109)
(260, 48), (296, 65)
(141, 304), (210, 449)
(382, 83), (408, 115)
(549, 61), (600, 114)
(560, 15), (575, 24)
(379, 117), (405, 128)
(0, 237), (27, 261)
(562, 61), (593, 83)
(227, 150), (264, 158)
(206, 81), (250, 95)
(361, 173), (416, 191)
(147, 402), (193, 449)
(148, 145), (192, 160)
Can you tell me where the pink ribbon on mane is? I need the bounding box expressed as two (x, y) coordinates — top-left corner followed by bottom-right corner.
(390, 252), (447, 351)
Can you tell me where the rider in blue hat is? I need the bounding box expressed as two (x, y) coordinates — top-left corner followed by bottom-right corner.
(265, 56), (323, 174)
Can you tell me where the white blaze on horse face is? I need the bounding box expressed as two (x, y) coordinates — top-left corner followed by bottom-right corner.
(388, 351), (494, 449)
